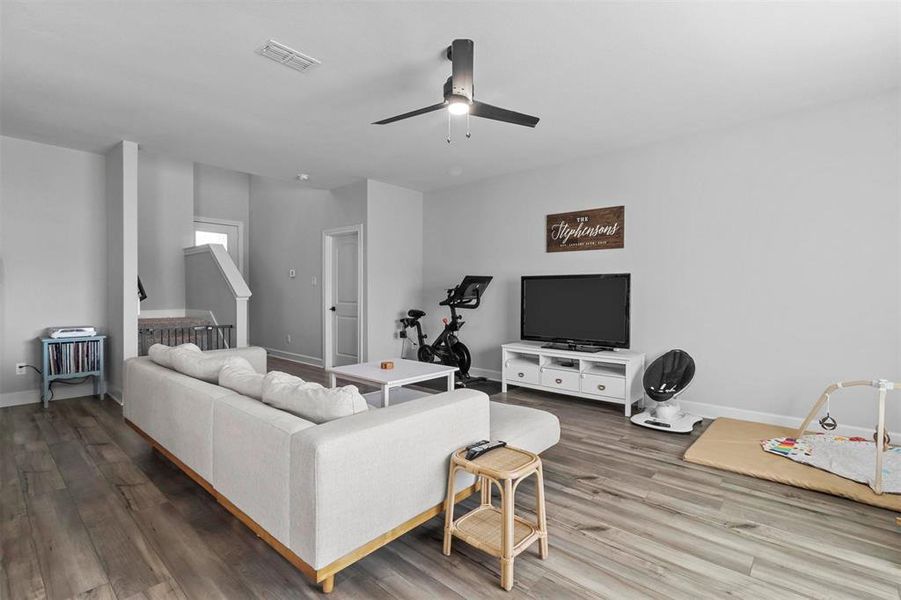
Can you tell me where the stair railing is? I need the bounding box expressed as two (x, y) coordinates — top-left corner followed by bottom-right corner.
(138, 324), (234, 356)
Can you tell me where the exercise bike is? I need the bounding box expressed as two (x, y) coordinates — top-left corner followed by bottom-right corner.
(399, 275), (492, 386)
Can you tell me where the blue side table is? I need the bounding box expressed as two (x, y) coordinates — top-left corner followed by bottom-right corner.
(40, 335), (106, 409)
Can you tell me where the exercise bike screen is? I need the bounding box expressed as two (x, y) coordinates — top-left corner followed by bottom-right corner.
(521, 274), (630, 347)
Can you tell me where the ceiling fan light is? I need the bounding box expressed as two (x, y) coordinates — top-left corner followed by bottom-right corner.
(448, 101), (470, 115)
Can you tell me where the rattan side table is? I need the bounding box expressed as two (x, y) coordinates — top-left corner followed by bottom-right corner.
(442, 445), (548, 591)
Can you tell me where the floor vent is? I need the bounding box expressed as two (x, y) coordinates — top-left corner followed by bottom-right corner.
(257, 40), (321, 73)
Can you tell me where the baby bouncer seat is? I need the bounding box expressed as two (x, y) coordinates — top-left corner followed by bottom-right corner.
(630, 349), (703, 433)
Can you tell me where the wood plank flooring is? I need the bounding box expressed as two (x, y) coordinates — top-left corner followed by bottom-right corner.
(1, 357), (898, 599)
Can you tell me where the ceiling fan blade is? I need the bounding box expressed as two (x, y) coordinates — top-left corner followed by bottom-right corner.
(372, 102), (447, 125)
(450, 39), (474, 100)
(470, 101), (540, 128)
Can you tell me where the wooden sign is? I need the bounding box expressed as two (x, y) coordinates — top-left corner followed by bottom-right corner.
(546, 206), (624, 252)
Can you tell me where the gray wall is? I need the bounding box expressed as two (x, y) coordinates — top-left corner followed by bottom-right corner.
(365, 180), (423, 362)
(194, 163), (250, 226)
(423, 92), (900, 431)
(138, 151), (194, 311)
(194, 162), (251, 279)
(249, 177), (365, 363)
(185, 249), (237, 331)
(0, 136), (108, 403)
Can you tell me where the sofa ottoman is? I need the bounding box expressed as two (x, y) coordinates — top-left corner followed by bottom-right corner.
(489, 401), (560, 455)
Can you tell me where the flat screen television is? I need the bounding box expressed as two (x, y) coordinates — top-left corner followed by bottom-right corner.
(521, 274), (630, 351)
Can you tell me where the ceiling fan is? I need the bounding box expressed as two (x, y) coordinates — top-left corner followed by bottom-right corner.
(373, 39), (539, 140)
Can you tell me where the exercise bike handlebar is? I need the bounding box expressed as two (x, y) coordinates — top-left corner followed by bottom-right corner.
(439, 287), (482, 310)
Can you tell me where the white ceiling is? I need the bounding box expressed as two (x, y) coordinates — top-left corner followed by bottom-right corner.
(2, 1), (898, 191)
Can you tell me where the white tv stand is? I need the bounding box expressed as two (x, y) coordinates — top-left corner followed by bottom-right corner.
(501, 341), (645, 416)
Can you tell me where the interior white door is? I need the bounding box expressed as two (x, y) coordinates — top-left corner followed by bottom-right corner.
(330, 232), (359, 367)
(194, 220), (243, 275)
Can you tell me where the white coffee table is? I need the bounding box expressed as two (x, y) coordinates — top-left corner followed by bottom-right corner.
(328, 359), (458, 407)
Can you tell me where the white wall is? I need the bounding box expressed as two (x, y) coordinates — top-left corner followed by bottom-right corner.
(423, 92), (900, 432)
(249, 177), (365, 364)
(0, 137), (108, 405)
(365, 180), (424, 362)
(105, 141), (139, 401)
(138, 151), (194, 311)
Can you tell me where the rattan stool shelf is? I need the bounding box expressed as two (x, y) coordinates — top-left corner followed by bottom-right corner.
(443, 445), (548, 591)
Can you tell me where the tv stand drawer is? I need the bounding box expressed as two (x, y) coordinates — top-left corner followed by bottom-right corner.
(581, 373), (625, 400)
(540, 367), (580, 392)
(504, 357), (540, 385)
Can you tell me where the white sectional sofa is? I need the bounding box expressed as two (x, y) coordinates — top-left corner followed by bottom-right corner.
(124, 347), (559, 593)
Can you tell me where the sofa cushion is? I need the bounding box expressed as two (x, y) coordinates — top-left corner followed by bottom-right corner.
(489, 401), (560, 455)
(148, 342), (201, 369)
(261, 372), (368, 424)
(171, 349), (251, 383)
(219, 359), (264, 400)
(264, 370), (301, 385)
(203, 347), (269, 374)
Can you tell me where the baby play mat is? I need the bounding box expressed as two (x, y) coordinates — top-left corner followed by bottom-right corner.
(762, 434), (900, 494)
(683, 418), (901, 512)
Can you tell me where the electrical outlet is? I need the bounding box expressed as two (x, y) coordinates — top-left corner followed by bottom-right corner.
(311, 275), (317, 286)
(15, 363), (27, 375)
(285, 334), (292, 344)
(289, 269), (296, 278)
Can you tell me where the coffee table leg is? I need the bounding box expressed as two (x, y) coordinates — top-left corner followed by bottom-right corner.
(329, 373), (336, 388)
(381, 384), (390, 407)
(447, 373), (455, 391)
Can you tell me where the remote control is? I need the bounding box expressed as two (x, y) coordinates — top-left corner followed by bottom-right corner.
(465, 440), (507, 461)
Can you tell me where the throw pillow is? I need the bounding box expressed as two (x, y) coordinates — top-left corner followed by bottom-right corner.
(171, 350), (249, 384)
(219, 358), (264, 400)
(261, 371), (368, 424)
(148, 343), (201, 369)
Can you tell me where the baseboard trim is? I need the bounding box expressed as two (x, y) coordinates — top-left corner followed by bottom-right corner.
(678, 398), (900, 440)
(264, 347), (323, 368)
(106, 386), (124, 405)
(0, 390), (41, 408)
(487, 361), (898, 439)
(469, 366), (501, 382)
(0, 381), (107, 408)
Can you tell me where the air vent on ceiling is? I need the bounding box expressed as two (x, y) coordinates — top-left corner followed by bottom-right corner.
(257, 40), (321, 73)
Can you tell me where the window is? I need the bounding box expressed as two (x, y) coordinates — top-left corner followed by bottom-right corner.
(193, 217), (245, 278)
(195, 230), (229, 251)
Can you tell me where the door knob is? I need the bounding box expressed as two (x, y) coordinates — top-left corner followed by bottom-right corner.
(329, 306), (336, 312)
